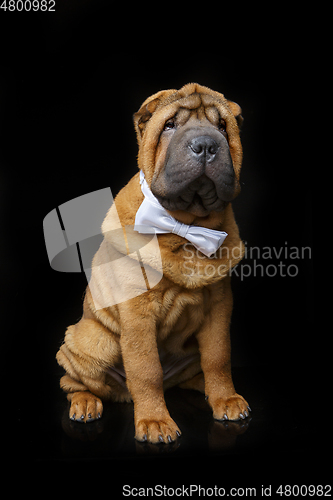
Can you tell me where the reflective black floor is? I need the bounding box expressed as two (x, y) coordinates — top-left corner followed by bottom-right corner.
(14, 363), (329, 493)
(18, 366), (324, 470)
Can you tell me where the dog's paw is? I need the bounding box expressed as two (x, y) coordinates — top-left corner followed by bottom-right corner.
(135, 417), (181, 444)
(211, 394), (251, 422)
(69, 391), (103, 423)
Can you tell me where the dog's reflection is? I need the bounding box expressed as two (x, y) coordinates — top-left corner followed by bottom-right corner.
(60, 388), (251, 457)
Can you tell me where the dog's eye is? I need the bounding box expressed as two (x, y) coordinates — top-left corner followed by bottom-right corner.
(218, 119), (226, 132)
(163, 119), (175, 131)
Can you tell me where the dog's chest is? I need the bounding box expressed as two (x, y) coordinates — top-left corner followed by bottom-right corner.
(154, 285), (209, 350)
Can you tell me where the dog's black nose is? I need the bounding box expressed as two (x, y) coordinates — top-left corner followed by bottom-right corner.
(188, 136), (218, 161)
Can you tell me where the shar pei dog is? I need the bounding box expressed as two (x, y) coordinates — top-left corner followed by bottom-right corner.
(56, 83), (251, 443)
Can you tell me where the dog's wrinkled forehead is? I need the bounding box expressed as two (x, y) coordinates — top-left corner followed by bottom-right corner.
(169, 92), (223, 111)
(163, 93), (224, 125)
(163, 91), (243, 130)
(134, 86), (242, 142)
(172, 91), (202, 110)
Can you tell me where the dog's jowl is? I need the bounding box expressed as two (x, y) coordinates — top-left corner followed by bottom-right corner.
(56, 83), (251, 444)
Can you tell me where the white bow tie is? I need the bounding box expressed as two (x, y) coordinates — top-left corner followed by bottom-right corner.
(134, 171), (228, 257)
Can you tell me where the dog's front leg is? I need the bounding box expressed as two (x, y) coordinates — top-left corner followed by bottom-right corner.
(119, 305), (181, 443)
(197, 279), (250, 421)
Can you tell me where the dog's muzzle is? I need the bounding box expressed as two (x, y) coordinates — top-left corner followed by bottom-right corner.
(152, 126), (239, 216)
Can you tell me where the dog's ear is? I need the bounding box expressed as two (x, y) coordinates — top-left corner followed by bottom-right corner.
(227, 100), (244, 130)
(133, 89), (176, 142)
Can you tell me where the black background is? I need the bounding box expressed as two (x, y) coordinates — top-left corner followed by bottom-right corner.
(1, 0), (318, 489)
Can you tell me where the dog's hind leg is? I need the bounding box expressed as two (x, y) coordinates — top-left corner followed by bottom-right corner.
(56, 318), (127, 422)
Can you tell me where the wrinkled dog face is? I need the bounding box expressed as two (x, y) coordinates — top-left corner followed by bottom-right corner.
(134, 84), (243, 219)
(152, 108), (239, 217)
